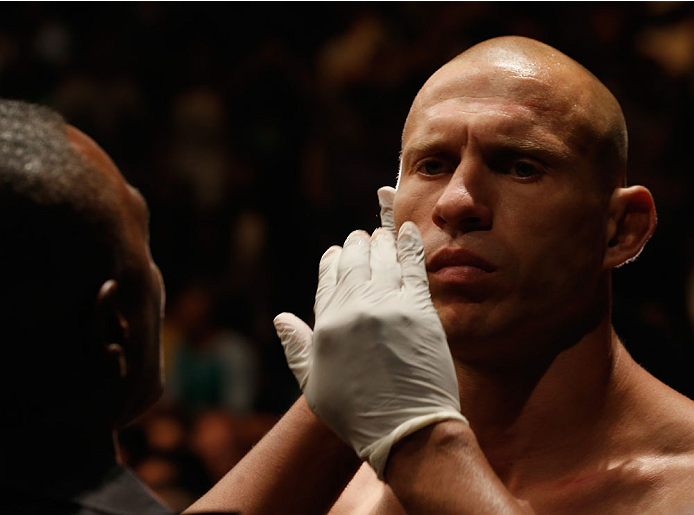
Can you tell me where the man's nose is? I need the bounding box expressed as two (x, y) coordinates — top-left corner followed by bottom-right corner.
(432, 158), (492, 233)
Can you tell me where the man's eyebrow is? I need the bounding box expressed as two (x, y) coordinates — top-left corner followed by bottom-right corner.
(401, 140), (456, 161)
(492, 135), (572, 162)
(402, 133), (571, 164)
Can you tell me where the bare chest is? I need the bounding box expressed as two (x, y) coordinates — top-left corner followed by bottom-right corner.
(328, 458), (694, 515)
(525, 459), (694, 515)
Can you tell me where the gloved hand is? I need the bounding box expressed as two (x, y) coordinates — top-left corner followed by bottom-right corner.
(377, 185), (396, 234)
(275, 186), (396, 391)
(275, 219), (467, 479)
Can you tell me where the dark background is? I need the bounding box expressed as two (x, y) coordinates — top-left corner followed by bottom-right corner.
(2, 2), (694, 509)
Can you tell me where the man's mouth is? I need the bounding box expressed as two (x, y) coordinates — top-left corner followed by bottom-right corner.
(426, 247), (496, 273)
(426, 247), (496, 284)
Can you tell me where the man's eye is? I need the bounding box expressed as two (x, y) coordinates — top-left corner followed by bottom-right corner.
(511, 161), (541, 178)
(416, 160), (448, 176)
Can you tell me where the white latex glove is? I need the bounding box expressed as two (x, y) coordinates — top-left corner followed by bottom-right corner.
(275, 222), (467, 478)
(377, 185), (396, 234)
(277, 185), (396, 386)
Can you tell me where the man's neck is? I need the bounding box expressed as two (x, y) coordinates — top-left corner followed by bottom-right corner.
(453, 318), (634, 487)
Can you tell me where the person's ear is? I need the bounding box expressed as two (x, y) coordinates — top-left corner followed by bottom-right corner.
(94, 279), (130, 380)
(603, 185), (657, 270)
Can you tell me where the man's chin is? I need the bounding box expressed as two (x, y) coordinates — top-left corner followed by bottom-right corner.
(435, 298), (495, 337)
(435, 301), (524, 356)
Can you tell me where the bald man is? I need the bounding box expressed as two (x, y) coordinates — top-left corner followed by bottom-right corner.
(188, 37), (694, 514)
(328, 36), (694, 513)
(332, 36), (694, 513)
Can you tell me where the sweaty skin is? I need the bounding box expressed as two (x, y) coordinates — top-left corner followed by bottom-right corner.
(327, 36), (694, 515)
(186, 36), (694, 515)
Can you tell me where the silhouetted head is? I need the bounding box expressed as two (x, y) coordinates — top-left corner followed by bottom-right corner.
(0, 100), (165, 434)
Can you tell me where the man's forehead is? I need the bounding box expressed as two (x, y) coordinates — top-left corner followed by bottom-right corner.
(413, 59), (584, 117)
(403, 101), (571, 154)
(407, 71), (576, 138)
(402, 55), (608, 156)
(398, 37), (627, 189)
(435, 68), (572, 103)
(404, 36), (622, 135)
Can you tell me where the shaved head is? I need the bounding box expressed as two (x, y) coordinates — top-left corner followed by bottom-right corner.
(402, 36), (627, 192)
(393, 36), (655, 355)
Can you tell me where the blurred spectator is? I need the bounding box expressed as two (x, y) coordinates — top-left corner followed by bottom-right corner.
(163, 282), (259, 413)
(169, 86), (231, 212)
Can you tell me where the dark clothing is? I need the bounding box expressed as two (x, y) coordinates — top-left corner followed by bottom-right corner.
(5, 463), (174, 515)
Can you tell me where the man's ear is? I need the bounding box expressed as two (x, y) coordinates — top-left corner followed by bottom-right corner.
(94, 279), (130, 379)
(603, 185), (657, 270)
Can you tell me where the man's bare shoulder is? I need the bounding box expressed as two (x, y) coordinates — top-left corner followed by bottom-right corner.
(329, 453), (694, 515)
(328, 370), (694, 515)
(535, 371), (694, 514)
(637, 375), (694, 509)
(629, 366), (694, 448)
(531, 449), (694, 514)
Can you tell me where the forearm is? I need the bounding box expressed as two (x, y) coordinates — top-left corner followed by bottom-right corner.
(184, 396), (361, 514)
(385, 420), (530, 515)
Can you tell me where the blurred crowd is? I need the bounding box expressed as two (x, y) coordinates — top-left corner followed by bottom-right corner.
(2, 2), (694, 511)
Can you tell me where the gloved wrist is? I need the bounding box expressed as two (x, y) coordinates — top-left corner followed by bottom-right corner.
(276, 195), (467, 483)
(304, 224), (465, 477)
(364, 410), (469, 479)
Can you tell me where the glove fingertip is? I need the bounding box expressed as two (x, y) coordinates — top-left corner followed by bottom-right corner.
(274, 312), (312, 390)
(273, 311), (291, 326)
(273, 312), (311, 346)
(378, 186), (397, 234)
(377, 186), (396, 207)
(397, 222), (425, 260)
(273, 312), (295, 337)
(397, 220), (422, 240)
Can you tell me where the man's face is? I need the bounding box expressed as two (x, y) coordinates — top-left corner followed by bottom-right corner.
(68, 126), (166, 415)
(117, 185), (166, 413)
(394, 60), (611, 359)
